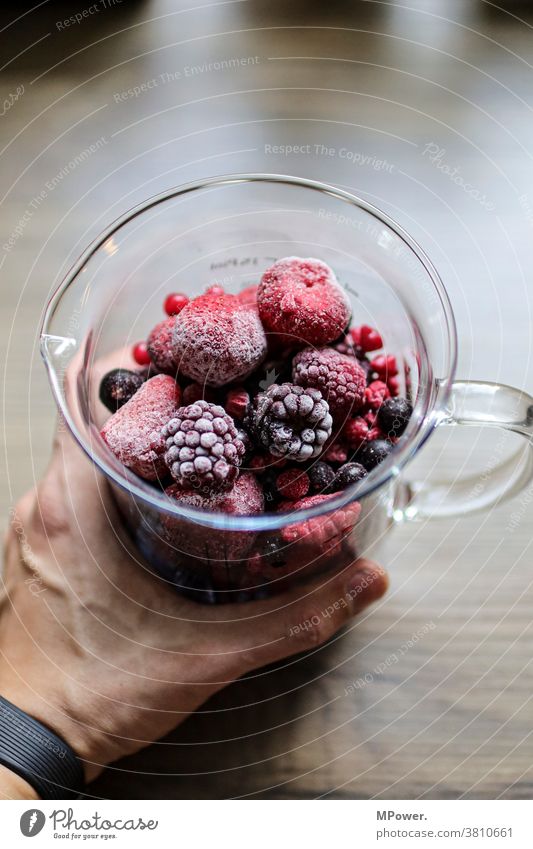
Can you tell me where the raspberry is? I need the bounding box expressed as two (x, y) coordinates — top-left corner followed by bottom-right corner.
(276, 468), (310, 500)
(307, 461), (336, 494)
(147, 316), (178, 374)
(365, 380), (391, 410)
(162, 401), (245, 493)
(162, 473), (264, 561)
(132, 341), (151, 366)
(171, 293), (267, 387)
(356, 325), (383, 352)
(164, 292), (189, 316)
(343, 416), (370, 448)
(257, 257), (351, 347)
(205, 284), (225, 297)
(101, 375), (181, 480)
(323, 441), (348, 464)
(326, 462), (367, 493)
(99, 368), (144, 411)
(369, 354), (398, 380)
(377, 397), (413, 438)
(246, 383), (332, 462)
(225, 387), (250, 420)
(358, 439), (392, 471)
(278, 494), (361, 557)
(292, 346), (366, 421)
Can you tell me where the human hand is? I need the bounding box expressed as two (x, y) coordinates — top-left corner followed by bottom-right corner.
(0, 426), (388, 796)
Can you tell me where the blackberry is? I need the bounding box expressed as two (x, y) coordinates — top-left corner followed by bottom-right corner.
(99, 368), (145, 411)
(162, 401), (245, 493)
(308, 461), (336, 494)
(358, 439), (393, 471)
(246, 383), (332, 462)
(326, 462), (367, 493)
(377, 397), (413, 438)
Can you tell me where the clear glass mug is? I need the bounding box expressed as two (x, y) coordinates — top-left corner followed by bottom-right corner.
(40, 174), (533, 603)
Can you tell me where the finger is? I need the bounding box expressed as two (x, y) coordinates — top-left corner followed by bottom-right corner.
(208, 559), (388, 675)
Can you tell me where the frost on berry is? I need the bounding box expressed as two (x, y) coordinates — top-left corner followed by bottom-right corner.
(171, 293), (267, 387)
(257, 257), (351, 347)
(101, 374), (181, 480)
(292, 346), (366, 421)
(246, 382), (333, 462)
(162, 400), (245, 493)
(161, 472), (264, 562)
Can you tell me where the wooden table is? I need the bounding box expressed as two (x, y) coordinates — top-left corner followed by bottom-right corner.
(1, 0), (533, 799)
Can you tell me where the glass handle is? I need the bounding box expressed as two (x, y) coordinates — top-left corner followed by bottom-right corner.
(397, 380), (533, 520)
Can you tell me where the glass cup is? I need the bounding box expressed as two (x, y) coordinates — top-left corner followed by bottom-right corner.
(40, 174), (533, 602)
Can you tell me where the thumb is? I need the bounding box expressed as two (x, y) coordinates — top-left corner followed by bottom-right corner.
(210, 559), (388, 675)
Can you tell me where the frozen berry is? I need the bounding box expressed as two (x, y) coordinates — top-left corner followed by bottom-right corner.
(99, 368), (144, 412)
(132, 341), (151, 366)
(164, 292), (189, 316)
(356, 325), (383, 353)
(292, 346), (366, 421)
(257, 257), (351, 347)
(171, 293), (267, 387)
(358, 439), (393, 471)
(369, 354), (398, 380)
(162, 401), (245, 493)
(162, 473), (264, 561)
(238, 284), (259, 307)
(246, 383), (332, 462)
(147, 316), (178, 374)
(278, 494), (361, 557)
(365, 380), (391, 410)
(308, 461), (336, 494)
(323, 441), (348, 464)
(387, 376), (401, 397)
(343, 416), (369, 448)
(377, 397), (413, 438)
(326, 462), (367, 493)
(101, 374), (181, 480)
(225, 387), (250, 420)
(181, 383), (217, 405)
(205, 284), (225, 296)
(333, 333), (360, 358)
(276, 468), (310, 500)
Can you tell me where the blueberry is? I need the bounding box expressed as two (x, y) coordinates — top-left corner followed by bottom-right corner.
(326, 462), (367, 493)
(377, 397), (413, 438)
(99, 368), (145, 411)
(358, 439), (393, 471)
(308, 461), (336, 493)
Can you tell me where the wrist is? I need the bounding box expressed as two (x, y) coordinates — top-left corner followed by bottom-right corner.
(0, 677), (103, 785)
(0, 765), (39, 800)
